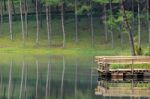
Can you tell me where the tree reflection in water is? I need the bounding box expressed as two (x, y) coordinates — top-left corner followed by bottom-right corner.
(1, 55), (149, 99)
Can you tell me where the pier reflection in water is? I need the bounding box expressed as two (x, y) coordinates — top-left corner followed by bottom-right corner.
(95, 75), (150, 98)
(95, 56), (150, 99)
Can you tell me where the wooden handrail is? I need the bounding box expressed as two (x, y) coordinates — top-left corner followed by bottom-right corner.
(95, 56), (150, 64)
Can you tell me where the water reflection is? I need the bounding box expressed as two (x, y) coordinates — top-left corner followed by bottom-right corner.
(95, 75), (150, 98)
(0, 55), (98, 99)
(35, 60), (39, 99)
(45, 60), (51, 99)
(8, 61), (12, 99)
(0, 55), (150, 99)
(19, 61), (25, 99)
(60, 56), (65, 99)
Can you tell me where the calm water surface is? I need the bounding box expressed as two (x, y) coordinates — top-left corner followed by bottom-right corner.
(0, 54), (149, 99)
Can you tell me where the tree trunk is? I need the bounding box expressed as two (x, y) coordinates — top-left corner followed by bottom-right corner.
(49, 7), (52, 46)
(20, 0), (25, 44)
(0, 2), (3, 37)
(147, 0), (150, 44)
(61, 4), (66, 48)
(138, 0), (141, 47)
(110, 0), (114, 48)
(8, 0), (13, 40)
(120, 0), (135, 56)
(46, 6), (50, 45)
(75, 0), (78, 42)
(46, 5), (52, 46)
(24, 0), (28, 37)
(110, 30), (114, 48)
(104, 4), (108, 42)
(131, 0), (135, 35)
(36, 0), (39, 44)
(120, 24), (123, 44)
(3, 0), (7, 11)
(39, 4), (43, 28)
(90, 1), (94, 47)
(11, 0), (16, 15)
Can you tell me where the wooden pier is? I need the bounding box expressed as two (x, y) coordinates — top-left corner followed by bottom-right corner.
(95, 56), (150, 97)
(95, 56), (150, 75)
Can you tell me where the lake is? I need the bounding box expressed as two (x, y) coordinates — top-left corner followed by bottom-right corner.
(0, 54), (149, 99)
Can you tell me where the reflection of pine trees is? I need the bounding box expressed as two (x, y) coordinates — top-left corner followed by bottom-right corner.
(0, 56), (100, 99)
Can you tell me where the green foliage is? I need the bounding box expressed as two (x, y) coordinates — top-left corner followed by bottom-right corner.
(93, 0), (109, 4)
(93, 0), (119, 4)
(105, 11), (122, 31)
(112, 0), (120, 3)
(134, 36), (143, 55)
(144, 47), (150, 56)
(76, 5), (91, 15)
(13, 0), (20, 8)
(105, 9), (134, 34)
(138, 11), (149, 25)
(120, 10), (133, 25)
(42, 0), (61, 6)
(134, 43), (142, 55)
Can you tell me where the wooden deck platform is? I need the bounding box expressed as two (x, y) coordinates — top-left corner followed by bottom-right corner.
(95, 56), (150, 75)
(95, 56), (150, 97)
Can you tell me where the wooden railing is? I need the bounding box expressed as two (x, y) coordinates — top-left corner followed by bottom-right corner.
(95, 56), (150, 64)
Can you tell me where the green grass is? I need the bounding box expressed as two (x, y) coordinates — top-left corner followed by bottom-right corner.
(111, 64), (150, 69)
(0, 46), (130, 56)
(0, 16), (149, 55)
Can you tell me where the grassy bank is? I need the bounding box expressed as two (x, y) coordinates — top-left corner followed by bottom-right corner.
(0, 47), (130, 55)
